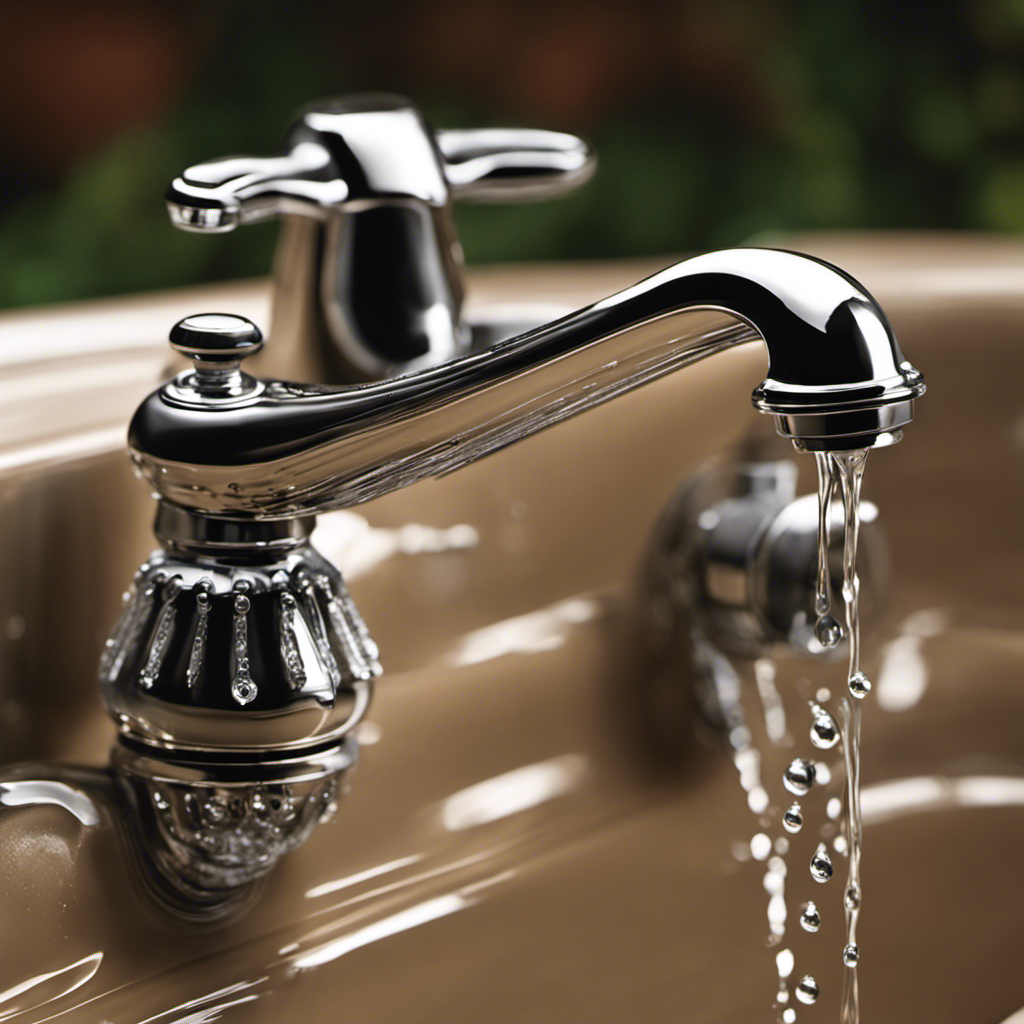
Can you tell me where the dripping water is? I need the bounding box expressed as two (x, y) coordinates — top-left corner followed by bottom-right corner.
(829, 448), (870, 1024)
(813, 453), (843, 650)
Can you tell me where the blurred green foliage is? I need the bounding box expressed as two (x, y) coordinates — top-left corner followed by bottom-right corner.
(2, 0), (1024, 309)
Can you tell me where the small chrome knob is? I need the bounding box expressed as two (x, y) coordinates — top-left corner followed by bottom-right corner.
(169, 313), (264, 363)
(169, 313), (263, 399)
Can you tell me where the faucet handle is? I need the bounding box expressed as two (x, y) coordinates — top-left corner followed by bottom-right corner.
(168, 313), (264, 399)
(164, 95), (596, 383)
(436, 127), (595, 201)
(167, 95), (595, 226)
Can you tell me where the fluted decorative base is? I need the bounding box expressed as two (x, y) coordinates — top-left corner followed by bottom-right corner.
(100, 539), (379, 757)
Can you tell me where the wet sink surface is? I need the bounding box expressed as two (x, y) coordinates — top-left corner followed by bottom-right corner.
(0, 236), (1022, 1022)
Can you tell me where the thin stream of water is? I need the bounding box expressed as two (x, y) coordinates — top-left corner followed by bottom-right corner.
(829, 448), (869, 1024)
(813, 454), (842, 651)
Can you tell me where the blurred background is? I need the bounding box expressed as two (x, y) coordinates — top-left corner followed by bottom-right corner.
(1, 0), (1022, 309)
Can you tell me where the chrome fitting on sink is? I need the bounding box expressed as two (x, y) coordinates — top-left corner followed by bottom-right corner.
(643, 453), (886, 659)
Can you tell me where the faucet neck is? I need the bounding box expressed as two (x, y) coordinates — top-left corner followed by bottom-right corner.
(129, 248), (925, 520)
(154, 502), (314, 557)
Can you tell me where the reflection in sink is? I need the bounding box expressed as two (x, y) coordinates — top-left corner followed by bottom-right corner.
(0, 241), (1022, 1021)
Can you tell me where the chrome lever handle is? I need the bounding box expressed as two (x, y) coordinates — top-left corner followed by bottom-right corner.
(436, 127), (595, 201)
(166, 143), (342, 232)
(166, 95), (595, 227)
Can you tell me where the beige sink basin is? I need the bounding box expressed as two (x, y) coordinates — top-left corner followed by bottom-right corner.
(0, 235), (1022, 1022)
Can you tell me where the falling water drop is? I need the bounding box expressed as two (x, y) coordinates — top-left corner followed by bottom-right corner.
(848, 671), (872, 699)
(843, 943), (860, 967)
(799, 902), (821, 932)
(845, 884), (861, 910)
(810, 843), (833, 883)
(783, 1011), (797, 1024)
(796, 976), (820, 1004)
(783, 803), (803, 833)
(812, 450), (844, 653)
(810, 705), (840, 749)
(784, 758), (816, 795)
(815, 613), (843, 649)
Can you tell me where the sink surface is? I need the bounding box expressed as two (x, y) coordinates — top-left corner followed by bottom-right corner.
(0, 236), (1022, 1022)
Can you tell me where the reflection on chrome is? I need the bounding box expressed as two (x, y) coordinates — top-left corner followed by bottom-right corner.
(441, 754), (588, 832)
(305, 853), (424, 900)
(0, 780), (100, 826)
(0, 952), (103, 1014)
(449, 598), (600, 667)
(862, 775), (1024, 824)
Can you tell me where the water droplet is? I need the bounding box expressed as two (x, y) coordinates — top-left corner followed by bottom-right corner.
(849, 671), (872, 699)
(784, 758), (816, 795)
(799, 901), (821, 932)
(751, 832), (772, 861)
(815, 614), (843, 649)
(783, 803), (803, 833)
(845, 884), (861, 910)
(783, 1010), (796, 1024)
(827, 796), (842, 819)
(776, 948), (794, 978)
(810, 843), (833, 882)
(796, 975), (819, 1004)
(153, 790), (170, 811)
(843, 943), (860, 967)
(810, 706), (839, 749)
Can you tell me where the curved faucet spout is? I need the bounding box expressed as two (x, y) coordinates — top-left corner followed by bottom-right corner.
(130, 248), (925, 520)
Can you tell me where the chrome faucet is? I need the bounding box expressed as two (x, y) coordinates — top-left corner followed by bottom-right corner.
(100, 246), (924, 903)
(166, 94), (595, 383)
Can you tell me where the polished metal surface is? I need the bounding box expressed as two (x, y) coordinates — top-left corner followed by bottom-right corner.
(130, 247), (925, 520)
(167, 94), (595, 382)
(114, 739), (353, 905)
(100, 539), (377, 755)
(645, 451), (886, 659)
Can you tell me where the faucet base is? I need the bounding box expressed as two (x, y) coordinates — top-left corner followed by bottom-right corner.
(113, 737), (355, 914)
(100, 520), (379, 756)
